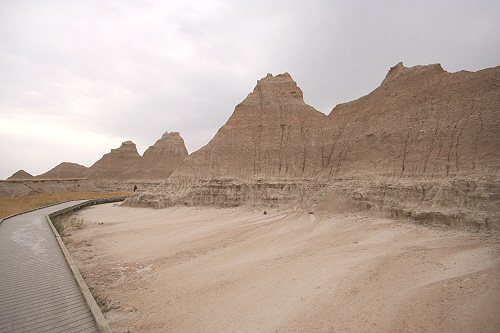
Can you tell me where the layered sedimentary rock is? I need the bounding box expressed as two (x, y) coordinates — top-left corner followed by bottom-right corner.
(125, 63), (500, 229)
(169, 64), (500, 181)
(124, 178), (325, 209)
(82, 134), (189, 192)
(311, 63), (500, 229)
(84, 134), (188, 193)
(9, 63), (497, 228)
(139, 132), (188, 179)
(175, 73), (327, 179)
(0, 179), (99, 198)
(7, 170), (34, 180)
(87, 141), (142, 180)
(127, 73), (330, 209)
(308, 176), (500, 230)
(20, 133), (190, 194)
(321, 63), (500, 178)
(36, 162), (89, 179)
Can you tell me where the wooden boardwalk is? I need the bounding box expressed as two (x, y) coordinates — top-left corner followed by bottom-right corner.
(0, 201), (100, 333)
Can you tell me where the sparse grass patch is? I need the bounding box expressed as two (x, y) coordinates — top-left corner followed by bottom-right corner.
(70, 217), (86, 230)
(51, 214), (86, 235)
(0, 191), (131, 218)
(52, 215), (66, 234)
(88, 285), (116, 313)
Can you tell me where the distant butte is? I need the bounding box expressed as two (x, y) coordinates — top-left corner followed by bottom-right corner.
(7, 169), (34, 180)
(87, 140), (142, 180)
(36, 162), (88, 179)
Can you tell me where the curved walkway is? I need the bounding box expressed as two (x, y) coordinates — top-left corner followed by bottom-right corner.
(0, 201), (100, 333)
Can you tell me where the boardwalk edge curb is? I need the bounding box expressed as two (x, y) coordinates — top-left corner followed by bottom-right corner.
(0, 199), (78, 226)
(46, 197), (127, 333)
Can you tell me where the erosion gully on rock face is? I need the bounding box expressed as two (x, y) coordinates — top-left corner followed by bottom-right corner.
(0, 201), (100, 333)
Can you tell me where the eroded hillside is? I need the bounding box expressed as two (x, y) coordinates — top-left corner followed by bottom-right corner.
(124, 63), (500, 229)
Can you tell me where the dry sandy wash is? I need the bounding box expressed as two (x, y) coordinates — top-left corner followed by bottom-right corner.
(64, 204), (500, 333)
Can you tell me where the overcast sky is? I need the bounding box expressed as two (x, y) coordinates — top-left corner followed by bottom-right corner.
(1, 0), (499, 179)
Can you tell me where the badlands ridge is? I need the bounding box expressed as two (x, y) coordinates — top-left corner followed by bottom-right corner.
(4, 63), (500, 229)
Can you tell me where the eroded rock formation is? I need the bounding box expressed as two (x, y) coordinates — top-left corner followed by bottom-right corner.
(310, 63), (500, 230)
(124, 63), (500, 230)
(167, 64), (500, 181)
(7, 170), (34, 180)
(36, 162), (89, 179)
(15, 132), (190, 194)
(139, 132), (188, 179)
(0, 179), (99, 197)
(83, 133), (189, 192)
(9, 63), (499, 229)
(175, 73), (327, 179)
(321, 63), (500, 178)
(87, 140), (142, 180)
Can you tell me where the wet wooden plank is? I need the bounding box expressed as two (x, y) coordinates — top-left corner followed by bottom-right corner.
(0, 201), (100, 333)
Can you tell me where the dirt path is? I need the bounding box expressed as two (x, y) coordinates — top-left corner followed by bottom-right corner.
(64, 204), (500, 333)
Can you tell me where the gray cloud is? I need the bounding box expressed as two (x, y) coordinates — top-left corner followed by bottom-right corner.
(1, 0), (499, 178)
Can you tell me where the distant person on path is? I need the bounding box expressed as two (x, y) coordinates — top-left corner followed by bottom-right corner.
(133, 185), (137, 192)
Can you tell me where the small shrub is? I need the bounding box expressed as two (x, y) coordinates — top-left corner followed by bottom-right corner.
(69, 217), (85, 230)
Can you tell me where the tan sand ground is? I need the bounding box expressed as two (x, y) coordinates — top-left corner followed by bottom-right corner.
(64, 203), (500, 333)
